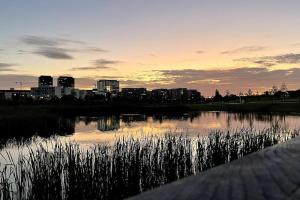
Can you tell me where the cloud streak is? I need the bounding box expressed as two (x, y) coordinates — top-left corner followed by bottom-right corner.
(34, 47), (73, 59)
(20, 35), (108, 60)
(221, 46), (266, 54)
(196, 50), (205, 54)
(0, 63), (17, 72)
(72, 59), (121, 71)
(21, 35), (84, 47)
(236, 53), (300, 66)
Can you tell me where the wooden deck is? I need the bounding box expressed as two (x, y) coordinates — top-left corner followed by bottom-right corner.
(129, 136), (300, 200)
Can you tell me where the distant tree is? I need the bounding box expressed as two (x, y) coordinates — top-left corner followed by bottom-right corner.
(264, 91), (270, 96)
(60, 95), (77, 104)
(213, 89), (223, 102)
(238, 91), (244, 103)
(280, 83), (288, 93)
(247, 89), (253, 96)
(270, 85), (278, 95)
(225, 90), (230, 97)
(280, 83), (288, 102)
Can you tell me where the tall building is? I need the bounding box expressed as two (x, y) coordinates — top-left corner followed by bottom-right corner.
(97, 80), (119, 94)
(38, 76), (53, 87)
(32, 75), (60, 99)
(57, 76), (75, 88)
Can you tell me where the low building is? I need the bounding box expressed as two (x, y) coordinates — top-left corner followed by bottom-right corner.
(151, 89), (169, 102)
(31, 86), (62, 99)
(168, 88), (188, 102)
(97, 80), (119, 96)
(0, 89), (31, 100)
(187, 89), (201, 103)
(121, 88), (147, 101)
(61, 87), (74, 96)
(74, 89), (94, 99)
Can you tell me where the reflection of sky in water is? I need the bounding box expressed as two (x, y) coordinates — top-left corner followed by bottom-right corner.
(1, 112), (300, 166)
(65, 112), (300, 144)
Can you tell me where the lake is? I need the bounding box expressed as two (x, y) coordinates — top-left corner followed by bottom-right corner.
(1, 111), (300, 199)
(1, 111), (299, 147)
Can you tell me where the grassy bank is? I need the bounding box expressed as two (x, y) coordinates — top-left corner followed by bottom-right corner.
(0, 127), (299, 200)
(1, 102), (300, 118)
(188, 102), (300, 113)
(0, 104), (195, 118)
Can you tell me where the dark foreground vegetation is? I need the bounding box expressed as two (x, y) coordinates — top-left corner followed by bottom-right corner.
(0, 127), (299, 200)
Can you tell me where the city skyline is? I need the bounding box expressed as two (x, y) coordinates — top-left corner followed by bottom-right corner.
(1, 0), (300, 95)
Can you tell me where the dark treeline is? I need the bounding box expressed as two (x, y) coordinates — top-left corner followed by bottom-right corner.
(208, 84), (300, 103)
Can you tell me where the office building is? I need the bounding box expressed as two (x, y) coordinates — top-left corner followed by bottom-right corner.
(38, 76), (53, 87)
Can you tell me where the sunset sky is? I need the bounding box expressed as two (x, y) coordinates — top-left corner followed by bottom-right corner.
(1, 0), (300, 96)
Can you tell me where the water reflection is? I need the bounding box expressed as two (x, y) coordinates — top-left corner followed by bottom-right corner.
(0, 112), (298, 147)
(97, 115), (120, 131)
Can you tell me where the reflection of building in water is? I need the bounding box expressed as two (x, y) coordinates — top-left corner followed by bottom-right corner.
(97, 115), (120, 131)
(57, 117), (76, 135)
(152, 112), (200, 123)
(121, 114), (147, 123)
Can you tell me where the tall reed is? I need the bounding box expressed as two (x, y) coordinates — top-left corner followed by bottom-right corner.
(0, 126), (298, 200)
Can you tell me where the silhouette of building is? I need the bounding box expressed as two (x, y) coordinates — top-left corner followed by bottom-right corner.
(97, 80), (119, 95)
(74, 89), (93, 99)
(31, 75), (61, 99)
(187, 89), (201, 102)
(0, 89), (31, 100)
(121, 88), (147, 101)
(38, 76), (53, 87)
(121, 114), (147, 123)
(151, 89), (169, 102)
(168, 88), (188, 102)
(57, 76), (75, 96)
(58, 76), (74, 88)
(31, 86), (61, 99)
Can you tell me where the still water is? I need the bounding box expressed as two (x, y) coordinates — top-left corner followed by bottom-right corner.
(1, 111), (300, 147)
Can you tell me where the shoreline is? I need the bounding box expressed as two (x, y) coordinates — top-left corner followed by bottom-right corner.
(1, 102), (300, 118)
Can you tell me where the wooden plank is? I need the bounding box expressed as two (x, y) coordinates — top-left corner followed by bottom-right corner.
(128, 137), (300, 200)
